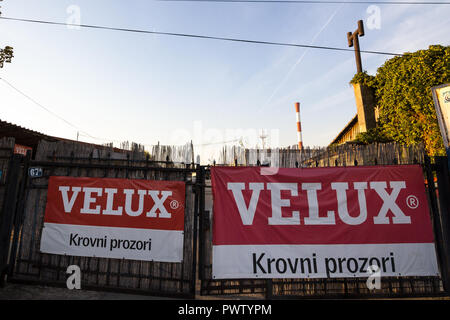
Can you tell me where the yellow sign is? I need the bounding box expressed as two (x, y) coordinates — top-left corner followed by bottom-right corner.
(432, 84), (450, 148)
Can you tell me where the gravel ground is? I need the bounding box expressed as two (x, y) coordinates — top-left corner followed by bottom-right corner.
(0, 282), (175, 300)
(1, 282), (449, 301)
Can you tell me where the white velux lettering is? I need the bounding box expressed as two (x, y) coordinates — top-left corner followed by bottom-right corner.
(226, 180), (412, 226)
(227, 183), (264, 225)
(57, 186), (175, 218)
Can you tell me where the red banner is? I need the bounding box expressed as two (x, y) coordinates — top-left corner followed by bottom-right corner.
(211, 166), (439, 279)
(14, 144), (32, 156)
(44, 176), (185, 230)
(40, 176), (185, 262)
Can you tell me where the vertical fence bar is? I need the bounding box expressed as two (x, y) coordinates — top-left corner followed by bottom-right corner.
(197, 166), (205, 283)
(434, 156), (450, 293)
(8, 150), (31, 278)
(424, 155), (448, 292)
(191, 180), (199, 299)
(0, 154), (22, 285)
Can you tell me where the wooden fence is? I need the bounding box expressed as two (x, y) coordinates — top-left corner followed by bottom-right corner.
(0, 137), (15, 217)
(150, 142), (195, 166)
(2, 137), (448, 299)
(218, 142), (426, 167)
(8, 139), (197, 298)
(201, 142), (448, 298)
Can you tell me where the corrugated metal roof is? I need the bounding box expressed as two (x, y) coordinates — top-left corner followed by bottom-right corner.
(0, 119), (128, 155)
(0, 119), (58, 149)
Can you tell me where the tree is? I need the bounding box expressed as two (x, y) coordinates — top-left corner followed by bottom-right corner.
(351, 45), (450, 155)
(354, 127), (393, 145)
(0, 0), (14, 68)
(0, 45), (13, 68)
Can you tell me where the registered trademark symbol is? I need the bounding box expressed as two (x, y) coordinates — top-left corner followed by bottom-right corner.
(406, 195), (419, 209)
(170, 200), (179, 210)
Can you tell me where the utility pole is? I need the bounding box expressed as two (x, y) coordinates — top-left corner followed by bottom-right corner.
(347, 20), (365, 74)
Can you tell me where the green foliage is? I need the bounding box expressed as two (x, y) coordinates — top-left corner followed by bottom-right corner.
(350, 45), (450, 156)
(350, 71), (376, 88)
(0, 1), (14, 69)
(354, 127), (393, 145)
(0, 46), (14, 68)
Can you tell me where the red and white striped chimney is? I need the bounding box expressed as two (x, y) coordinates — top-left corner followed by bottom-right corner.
(295, 102), (303, 150)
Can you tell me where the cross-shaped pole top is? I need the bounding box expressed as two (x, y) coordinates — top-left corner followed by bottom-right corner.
(347, 20), (365, 74)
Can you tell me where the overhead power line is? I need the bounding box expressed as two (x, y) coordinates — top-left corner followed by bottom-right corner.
(0, 77), (116, 143)
(158, 0), (450, 4)
(0, 16), (402, 56)
(0, 76), (241, 150)
(0, 77), (181, 149)
(1, 77), (81, 132)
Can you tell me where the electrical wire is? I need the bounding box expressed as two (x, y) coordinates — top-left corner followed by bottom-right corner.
(158, 0), (450, 4)
(0, 77), (194, 150)
(0, 77), (119, 143)
(0, 16), (403, 56)
(1, 77), (81, 132)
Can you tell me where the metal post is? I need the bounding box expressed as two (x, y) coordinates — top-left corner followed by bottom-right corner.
(266, 279), (273, 299)
(7, 150), (31, 279)
(424, 155), (450, 292)
(446, 148), (450, 178)
(196, 165), (206, 287)
(434, 156), (450, 293)
(191, 166), (200, 299)
(0, 154), (22, 286)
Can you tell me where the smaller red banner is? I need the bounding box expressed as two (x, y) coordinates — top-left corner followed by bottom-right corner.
(44, 176), (185, 231)
(14, 144), (32, 156)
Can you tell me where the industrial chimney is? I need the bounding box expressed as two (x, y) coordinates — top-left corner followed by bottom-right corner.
(295, 102), (303, 150)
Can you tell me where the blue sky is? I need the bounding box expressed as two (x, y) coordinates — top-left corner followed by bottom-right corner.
(0, 0), (449, 163)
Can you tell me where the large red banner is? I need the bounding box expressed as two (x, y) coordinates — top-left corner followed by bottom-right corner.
(40, 176), (185, 262)
(211, 165), (439, 279)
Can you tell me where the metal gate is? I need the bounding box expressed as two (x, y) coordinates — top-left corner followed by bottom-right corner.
(1, 143), (450, 299)
(0, 146), (198, 298)
(197, 158), (450, 299)
(0, 142), (26, 286)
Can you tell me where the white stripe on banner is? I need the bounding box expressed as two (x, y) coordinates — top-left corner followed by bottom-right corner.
(212, 244), (439, 279)
(40, 223), (184, 262)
